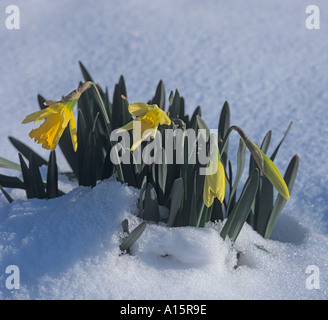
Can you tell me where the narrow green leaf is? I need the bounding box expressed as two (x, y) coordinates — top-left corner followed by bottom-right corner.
(168, 89), (180, 118)
(255, 176), (273, 236)
(19, 153), (34, 198)
(249, 130), (271, 175)
(119, 221), (147, 252)
(9, 136), (48, 167)
(188, 106), (202, 129)
(220, 169), (260, 242)
(151, 80), (166, 110)
(37, 94), (47, 110)
(0, 185), (14, 203)
(29, 153), (47, 199)
(58, 126), (78, 176)
(226, 138), (246, 215)
(143, 183), (160, 222)
(167, 178), (183, 227)
(111, 84), (123, 130)
(47, 151), (58, 199)
(218, 101), (230, 167)
(90, 83), (111, 131)
(118, 75), (127, 98)
(80, 131), (97, 187)
(264, 154), (299, 239)
(0, 156), (21, 171)
(121, 219), (130, 234)
(79, 61), (94, 83)
(270, 121), (292, 161)
(179, 96), (185, 119)
(0, 174), (24, 189)
(260, 130), (272, 155)
(138, 176), (147, 219)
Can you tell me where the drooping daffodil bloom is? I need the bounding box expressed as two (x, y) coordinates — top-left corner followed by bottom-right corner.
(117, 102), (171, 151)
(232, 125), (290, 200)
(203, 137), (225, 207)
(22, 82), (92, 152)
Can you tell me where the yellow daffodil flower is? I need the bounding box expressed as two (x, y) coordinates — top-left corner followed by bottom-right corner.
(233, 126), (290, 200)
(22, 82), (92, 152)
(118, 102), (171, 150)
(203, 139), (225, 207)
(261, 150), (290, 200)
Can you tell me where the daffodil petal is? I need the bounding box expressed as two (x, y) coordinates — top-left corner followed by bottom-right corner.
(158, 109), (171, 126)
(262, 152), (290, 200)
(128, 102), (150, 117)
(69, 111), (78, 152)
(117, 120), (135, 133)
(22, 108), (56, 124)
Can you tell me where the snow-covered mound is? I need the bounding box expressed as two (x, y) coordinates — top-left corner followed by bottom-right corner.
(0, 178), (327, 299)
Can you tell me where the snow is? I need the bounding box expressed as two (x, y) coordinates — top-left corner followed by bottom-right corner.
(0, 0), (328, 299)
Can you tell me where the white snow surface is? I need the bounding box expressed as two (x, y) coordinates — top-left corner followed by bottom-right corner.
(0, 0), (328, 299)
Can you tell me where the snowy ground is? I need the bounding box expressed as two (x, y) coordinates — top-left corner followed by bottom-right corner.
(0, 0), (327, 299)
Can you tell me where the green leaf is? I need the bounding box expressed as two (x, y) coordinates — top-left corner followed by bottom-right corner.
(143, 183), (160, 222)
(37, 94), (47, 110)
(264, 154), (299, 239)
(167, 178), (183, 227)
(179, 96), (185, 120)
(270, 121), (292, 161)
(58, 126), (78, 177)
(188, 106), (201, 129)
(119, 221), (147, 252)
(79, 61), (94, 83)
(121, 219), (130, 234)
(226, 138), (246, 215)
(0, 174), (24, 189)
(220, 169), (260, 242)
(255, 176), (273, 236)
(111, 84), (123, 130)
(118, 75), (127, 98)
(47, 151), (58, 199)
(218, 101), (230, 167)
(0, 156), (21, 171)
(0, 185), (14, 203)
(151, 80), (166, 110)
(80, 131), (97, 187)
(168, 89), (180, 118)
(90, 83), (111, 130)
(19, 153), (34, 198)
(28, 153), (47, 199)
(138, 176), (147, 219)
(9, 136), (48, 167)
(249, 130), (271, 175)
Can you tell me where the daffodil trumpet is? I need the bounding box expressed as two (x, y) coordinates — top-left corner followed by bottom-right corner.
(203, 135), (225, 208)
(22, 82), (92, 152)
(117, 102), (171, 151)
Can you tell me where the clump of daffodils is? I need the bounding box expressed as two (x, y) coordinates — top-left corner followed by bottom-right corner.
(0, 65), (297, 245)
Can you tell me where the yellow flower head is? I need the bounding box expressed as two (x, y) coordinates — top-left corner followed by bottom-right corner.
(118, 102), (171, 150)
(203, 139), (225, 207)
(22, 82), (92, 152)
(261, 151), (290, 200)
(243, 135), (290, 200)
(232, 126), (290, 201)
